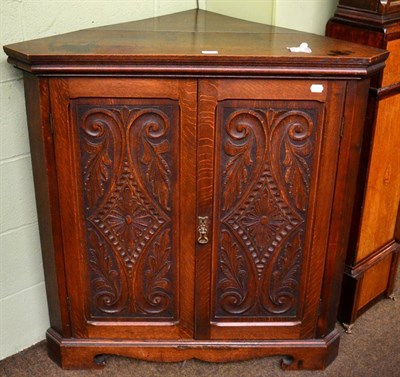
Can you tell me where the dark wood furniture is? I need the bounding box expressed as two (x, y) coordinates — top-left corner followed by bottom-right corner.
(4, 10), (388, 370)
(326, 0), (400, 333)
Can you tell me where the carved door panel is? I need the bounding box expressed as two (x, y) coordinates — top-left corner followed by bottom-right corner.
(50, 78), (197, 339)
(196, 79), (346, 340)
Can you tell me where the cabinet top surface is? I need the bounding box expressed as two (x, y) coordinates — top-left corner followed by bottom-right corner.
(4, 9), (388, 76)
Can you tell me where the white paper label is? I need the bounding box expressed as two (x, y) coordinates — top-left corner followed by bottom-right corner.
(310, 84), (324, 93)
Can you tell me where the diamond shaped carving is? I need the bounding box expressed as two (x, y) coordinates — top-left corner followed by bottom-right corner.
(90, 169), (167, 272)
(216, 103), (316, 317)
(77, 103), (177, 317)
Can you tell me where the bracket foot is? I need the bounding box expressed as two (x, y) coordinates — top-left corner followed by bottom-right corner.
(342, 323), (354, 334)
(387, 294), (396, 301)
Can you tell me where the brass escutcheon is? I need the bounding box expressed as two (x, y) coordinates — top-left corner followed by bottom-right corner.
(197, 216), (209, 244)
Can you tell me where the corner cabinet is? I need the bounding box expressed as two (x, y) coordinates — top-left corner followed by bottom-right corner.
(4, 10), (388, 370)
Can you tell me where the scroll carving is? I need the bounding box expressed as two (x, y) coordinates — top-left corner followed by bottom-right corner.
(261, 232), (303, 314)
(216, 104), (316, 318)
(82, 129), (112, 207)
(222, 111), (265, 211)
(279, 113), (314, 212)
(218, 231), (252, 314)
(80, 110), (121, 209)
(77, 103), (177, 318)
(88, 229), (127, 314)
(136, 229), (173, 314)
(139, 111), (172, 211)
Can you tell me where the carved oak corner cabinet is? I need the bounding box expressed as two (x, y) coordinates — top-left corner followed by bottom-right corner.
(326, 0), (400, 332)
(3, 9), (388, 370)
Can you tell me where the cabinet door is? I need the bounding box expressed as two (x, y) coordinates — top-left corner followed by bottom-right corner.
(196, 79), (346, 340)
(50, 78), (197, 339)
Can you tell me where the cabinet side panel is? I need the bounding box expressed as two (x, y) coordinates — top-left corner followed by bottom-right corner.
(23, 73), (70, 336)
(358, 255), (392, 308)
(356, 94), (400, 261)
(381, 40), (400, 87)
(396, 201), (400, 241)
(317, 79), (371, 336)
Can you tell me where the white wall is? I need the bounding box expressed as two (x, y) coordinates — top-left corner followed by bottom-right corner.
(205, 0), (275, 25)
(205, 0), (338, 35)
(0, 0), (337, 360)
(274, 0), (337, 35)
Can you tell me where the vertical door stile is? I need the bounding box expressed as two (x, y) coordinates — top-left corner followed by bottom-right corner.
(195, 80), (218, 339)
(177, 79), (198, 338)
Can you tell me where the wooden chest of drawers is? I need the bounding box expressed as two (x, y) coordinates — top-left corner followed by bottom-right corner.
(4, 9), (388, 370)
